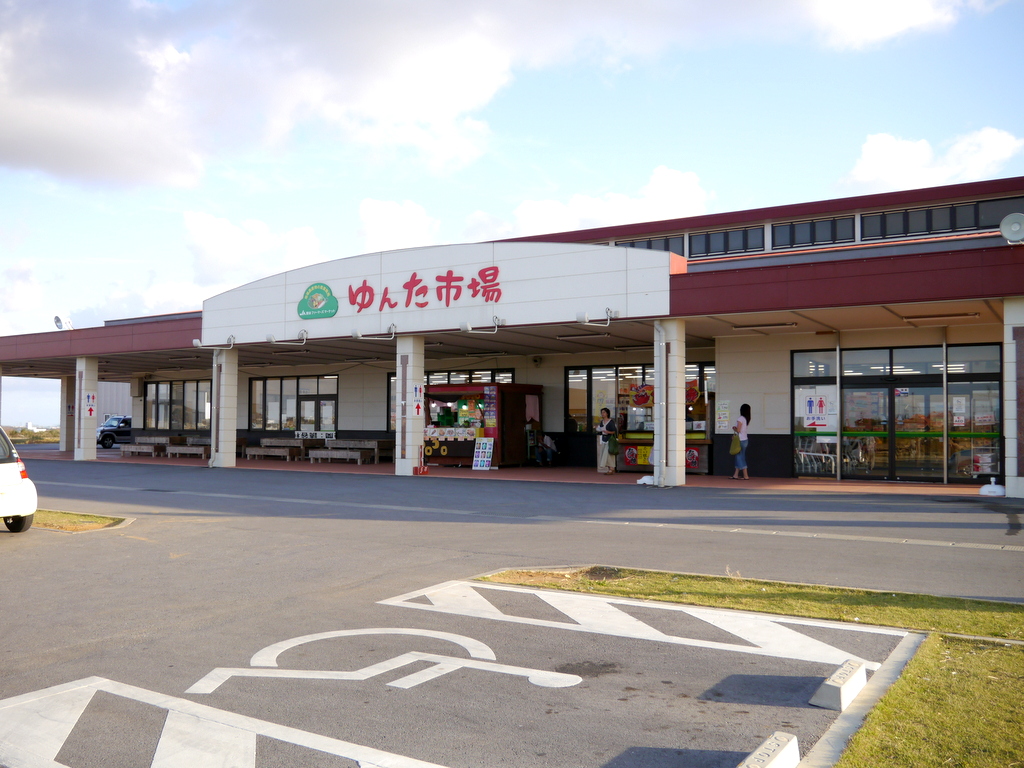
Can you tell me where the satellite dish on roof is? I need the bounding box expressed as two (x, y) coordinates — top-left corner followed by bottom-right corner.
(999, 212), (1024, 244)
(54, 316), (74, 330)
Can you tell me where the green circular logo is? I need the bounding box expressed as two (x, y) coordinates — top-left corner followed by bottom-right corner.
(297, 283), (339, 319)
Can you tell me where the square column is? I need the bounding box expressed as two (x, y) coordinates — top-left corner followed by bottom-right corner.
(59, 376), (75, 451)
(210, 347), (239, 468)
(74, 357), (99, 461)
(656, 319), (687, 487)
(395, 336), (425, 477)
(1005, 297), (1023, 498)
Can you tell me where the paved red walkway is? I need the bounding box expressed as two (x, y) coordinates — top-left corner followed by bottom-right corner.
(19, 446), (982, 496)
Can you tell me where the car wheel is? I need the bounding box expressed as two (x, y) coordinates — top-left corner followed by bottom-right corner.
(4, 514), (33, 533)
(100, 434), (115, 449)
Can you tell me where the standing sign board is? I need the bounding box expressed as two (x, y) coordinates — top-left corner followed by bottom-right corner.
(472, 438), (495, 470)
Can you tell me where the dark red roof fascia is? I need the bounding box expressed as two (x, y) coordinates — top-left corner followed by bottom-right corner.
(505, 176), (1024, 244)
(669, 245), (1024, 316)
(0, 316), (203, 363)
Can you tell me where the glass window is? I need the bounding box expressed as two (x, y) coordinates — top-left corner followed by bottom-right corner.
(813, 220), (832, 244)
(184, 381), (198, 430)
(298, 377), (318, 395)
(947, 345), (1001, 375)
(746, 227), (764, 250)
(448, 371), (468, 384)
(885, 211), (905, 237)
(566, 369), (588, 432)
(835, 217), (854, 241)
(954, 204), (976, 230)
(266, 379), (281, 430)
(428, 372), (449, 385)
(156, 382), (170, 429)
(146, 382), (157, 430)
(281, 379), (297, 429)
(907, 209), (928, 234)
(772, 224), (791, 248)
(495, 370), (514, 384)
(842, 349), (890, 376)
(979, 195), (1024, 227)
(170, 382), (184, 429)
(861, 214), (882, 239)
(793, 350), (837, 378)
(727, 229), (744, 252)
(250, 380), (264, 429)
(669, 236), (684, 254)
(930, 206), (952, 231)
(650, 238), (668, 251)
(319, 376), (338, 395)
(892, 347), (943, 375)
(197, 381), (211, 430)
(633, 240), (650, 249)
(689, 233), (707, 256)
(591, 366), (616, 431)
(793, 221), (812, 245)
(708, 231), (726, 254)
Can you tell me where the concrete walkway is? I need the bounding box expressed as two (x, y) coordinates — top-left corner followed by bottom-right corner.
(18, 445), (984, 496)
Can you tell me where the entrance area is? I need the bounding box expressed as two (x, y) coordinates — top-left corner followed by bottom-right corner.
(792, 344), (1002, 484)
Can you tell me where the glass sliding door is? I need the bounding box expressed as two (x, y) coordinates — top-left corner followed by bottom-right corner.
(842, 387), (889, 479)
(893, 386), (944, 480)
(299, 398), (317, 432)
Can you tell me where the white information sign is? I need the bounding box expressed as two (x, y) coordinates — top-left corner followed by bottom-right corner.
(715, 401), (731, 434)
(472, 438), (495, 470)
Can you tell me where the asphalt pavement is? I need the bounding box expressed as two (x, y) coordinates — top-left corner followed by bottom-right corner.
(2, 459), (1021, 767)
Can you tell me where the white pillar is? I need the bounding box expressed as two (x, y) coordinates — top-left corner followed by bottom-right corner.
(658, 319), (687, 487)
(1004, 297), (1023, 498)
(210, 347), (238, 468)
(74, 357), (98, 461)
(395, 335), (425, 477)
(59, 376), (75, 451)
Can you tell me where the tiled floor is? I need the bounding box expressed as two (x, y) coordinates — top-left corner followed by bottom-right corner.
(20, 447), (982, 495)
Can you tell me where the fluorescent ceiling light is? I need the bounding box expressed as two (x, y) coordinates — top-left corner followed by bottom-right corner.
(614, 344), (654, 351)
(899, 312), (980, 321)
(731, 322), (797, 330)
(555, 333), (610, 341)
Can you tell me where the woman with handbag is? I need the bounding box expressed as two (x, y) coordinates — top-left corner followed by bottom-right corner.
(597, 407), (618, 474)
(730, 403), (751, 480)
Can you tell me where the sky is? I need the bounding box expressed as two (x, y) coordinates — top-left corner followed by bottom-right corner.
(1, 0), (1023, 426)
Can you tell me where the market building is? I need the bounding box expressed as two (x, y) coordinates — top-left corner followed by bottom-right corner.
(1, 176), (1022, 494)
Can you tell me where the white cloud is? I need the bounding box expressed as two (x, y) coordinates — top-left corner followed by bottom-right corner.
(0, 0), (1000, 185)
(359, 199), (442, 252)
(184, 211), (324, 286)
(844, 127), (1024, 192)
(501, 166), (710, 237)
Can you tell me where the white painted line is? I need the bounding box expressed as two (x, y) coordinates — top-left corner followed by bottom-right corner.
(0, 677), (452, 768)
(188, 650), (581, 695)
(737, 731), (800, 768)
(809, 659), (868, 712)
(151, 710), (256, 768)
(380, 581), (904, 668)
(249, 627), (497, 667)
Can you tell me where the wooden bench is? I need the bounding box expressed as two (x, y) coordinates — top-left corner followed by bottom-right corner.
(244, 446), (302, 461)
(121, 443), (165, 457)
(166, 444), (210, 459)
(308, 448), (375, 465)
(326, 439), (395, 464)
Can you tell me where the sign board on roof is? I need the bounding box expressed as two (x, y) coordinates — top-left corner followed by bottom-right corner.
(200, 242), (676, 345)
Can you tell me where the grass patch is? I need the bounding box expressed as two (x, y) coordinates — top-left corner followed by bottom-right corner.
(482, 567), (1024, 640)
(482, 567), (1024, 767)
(838, 634), (1023, 767)
(34, 509), (124, 532)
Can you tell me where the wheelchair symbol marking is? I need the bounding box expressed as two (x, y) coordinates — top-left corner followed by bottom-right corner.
(187, 627), (582, 695)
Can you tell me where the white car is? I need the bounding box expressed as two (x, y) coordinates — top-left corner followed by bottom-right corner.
(1, 426), (37, 533)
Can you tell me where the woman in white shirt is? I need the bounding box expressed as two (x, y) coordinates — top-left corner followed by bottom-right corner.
(731, 403), (751, 480)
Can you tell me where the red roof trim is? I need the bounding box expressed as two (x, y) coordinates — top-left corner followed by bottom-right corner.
(0, 316), (203, 362)
(505, 176), (1024, 244)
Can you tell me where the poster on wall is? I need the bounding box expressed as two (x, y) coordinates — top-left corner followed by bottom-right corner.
(715, 400), (731, 433)
(472, 437), (495, 470)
